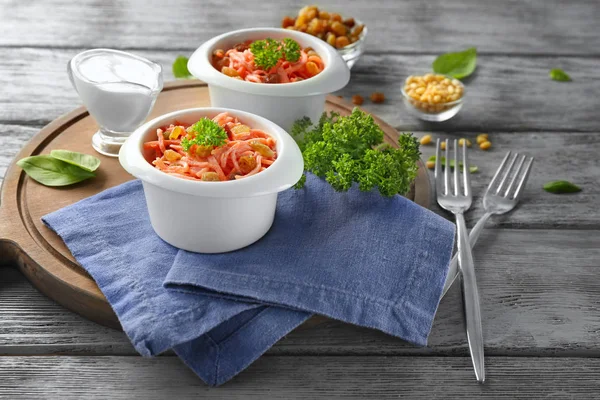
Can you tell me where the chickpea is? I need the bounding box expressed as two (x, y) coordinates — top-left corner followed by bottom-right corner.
(353, 24), (365, 37)
(420, 134), (433, 145)
(326, 32), (336, 46)
(307, 18), (322, 35)
(476, 134), (489, 144)
(281, 16), (295, 28)
(318, 10), (330, 19)
(370, 92), (385, 103)
(331, 21), (347, 36)
(295, 15), (307, 28)
(335, 36), (350, 48)
(331, 13), (342, 22)
(352, 94), (364, 105)
(344, 17), (355, 27)
(306, 61), (320, 76)
(306, 8), (318, 20)
(480, 141), (492, 151)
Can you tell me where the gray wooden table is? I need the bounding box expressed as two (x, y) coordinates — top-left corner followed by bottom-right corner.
(1, 0), (599, 398)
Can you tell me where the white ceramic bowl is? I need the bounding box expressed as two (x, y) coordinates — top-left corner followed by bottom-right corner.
(187, 28), (350, 132)
(119, 107), (304, 253)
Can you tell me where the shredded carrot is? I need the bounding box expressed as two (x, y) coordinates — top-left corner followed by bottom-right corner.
(146, 112), (277, 181)
(212, 40), (325, 84)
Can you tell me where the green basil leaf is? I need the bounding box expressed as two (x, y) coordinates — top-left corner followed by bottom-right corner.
(17, 155), (96, 186)
(428, 155), (478, 173)
(549, 68), (571, 82)
(172, 56), (192, 79)
(543, 180), (581, 194)
(432, 47), (477, 79)
(50, 149), (100, 172)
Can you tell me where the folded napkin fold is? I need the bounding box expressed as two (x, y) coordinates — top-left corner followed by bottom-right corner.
(43, 173), (454, 386)
(42, 180), (310, 386)
(165, 173), (455, 345)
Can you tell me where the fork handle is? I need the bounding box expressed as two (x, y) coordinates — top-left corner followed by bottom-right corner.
(441, 212), (493, 298)
(456, 213), (485, 383)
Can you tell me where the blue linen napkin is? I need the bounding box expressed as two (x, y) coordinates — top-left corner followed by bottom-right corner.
(42, 180), (310, 386)
(42, 173), (455, 386)
(165, 173), (455, 346)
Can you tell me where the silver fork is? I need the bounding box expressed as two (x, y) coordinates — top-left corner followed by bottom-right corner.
(441, 151), (534, 298)
(434, 138), (484, 383)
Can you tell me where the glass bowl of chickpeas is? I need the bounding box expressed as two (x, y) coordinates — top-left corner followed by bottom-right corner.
(401, 73), (465, 122)
(281, 5), (367, 69)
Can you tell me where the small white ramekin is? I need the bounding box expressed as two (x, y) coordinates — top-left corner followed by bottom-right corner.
(119, 107), (304, 253)
(187, 28), (350, 132)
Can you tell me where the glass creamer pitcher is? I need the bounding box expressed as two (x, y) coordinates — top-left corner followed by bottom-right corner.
(67, 49), (163, 157)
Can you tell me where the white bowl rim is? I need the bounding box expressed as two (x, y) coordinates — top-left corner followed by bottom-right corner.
(119, 107), (304, 198)
(187, 27), (350, 97)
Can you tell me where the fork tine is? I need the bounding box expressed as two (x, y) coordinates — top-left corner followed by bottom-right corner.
(434, 138), (443, 195)
(495, 152), (518, 194)
(486, 151), (511, 193)
(503, 154), (526, 197)
(453, 139), (459, 196)
(444, 139), (450, 195)
(512, 157), (534, 199)
(463, 140), (471, 196)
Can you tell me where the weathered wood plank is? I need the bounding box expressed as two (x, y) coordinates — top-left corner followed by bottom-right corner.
(416, 130), (600, 228)
(1, 0), (599, 56)
(0, 125), (39, 183)
(1, 48), (599, 132)
(1, 355), (600, 399)
(2, 122), (597, 229)
(2, 229), (600, 356)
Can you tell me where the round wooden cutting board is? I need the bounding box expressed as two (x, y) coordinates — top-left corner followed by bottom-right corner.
(0, 80), (431, 329)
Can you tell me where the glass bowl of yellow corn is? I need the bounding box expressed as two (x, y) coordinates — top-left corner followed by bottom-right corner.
(401, 73), (464, 122)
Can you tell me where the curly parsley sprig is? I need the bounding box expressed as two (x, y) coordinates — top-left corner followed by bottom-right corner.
(181, 118), (228, 151)
(250, 38), (302, 70)
(292, 109), (421, 197)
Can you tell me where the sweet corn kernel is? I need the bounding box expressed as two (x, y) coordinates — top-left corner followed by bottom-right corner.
(426, 160), (435, 169)
(420, 134), (432, 145)
(458, 138), (472, 147)
(440, 141), (447, 150)
(169, 126), (185, 140)
(195, 145), (213, 158)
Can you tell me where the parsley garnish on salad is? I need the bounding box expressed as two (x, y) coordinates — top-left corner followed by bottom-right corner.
(250, 38), (302, 70)
(292, 109), (421, 197)
(181, 118), (228, 151)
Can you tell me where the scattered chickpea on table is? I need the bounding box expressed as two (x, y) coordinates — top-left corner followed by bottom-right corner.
(282, 5), (365, 49)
